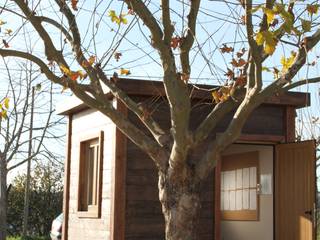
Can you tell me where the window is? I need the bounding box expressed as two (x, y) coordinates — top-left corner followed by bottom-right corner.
(78, 131), (104, 218)
(221, 151), (259, 221)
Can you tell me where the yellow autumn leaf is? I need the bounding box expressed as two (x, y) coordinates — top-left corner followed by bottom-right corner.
(264, 31), (277, 55)
(280, 52), (296, 72)
(82, 55), (96, 68)
(109, 10), (118, 21)
(262, 7), (275, 25)
(5, 29), (13, 35)
(120, 15), (128, 24)
(88, 55), (96, 66)
(120, 68), (131, 75)
(60, 65), (71, 76)
(4, 98), (9, 109)
(256, 31), (277, 55)
(273, 3), (284, 14)
(109, 10), (128, 25)
(256, 31), (264, 46)
(211, 91), (220, 103)
(0, 20), (7, 26)
(1, 109), (8, 119)
(264, 43), (276, 55)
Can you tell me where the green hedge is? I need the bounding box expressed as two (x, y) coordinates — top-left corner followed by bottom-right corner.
(7, 236), (49, 240)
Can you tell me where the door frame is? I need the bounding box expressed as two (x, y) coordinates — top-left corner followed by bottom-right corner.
(214, 137), (316, 240)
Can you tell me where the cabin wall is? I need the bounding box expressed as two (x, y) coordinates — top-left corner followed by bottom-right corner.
(124, 97), (285, 240)
(189, 102), (284, 136)
(125, 142), (214, 240)
(126, 96), (285, 137)
(63, 95), (291, 239)
(67, 108), (115, 240)
(221, 144), (274, 240)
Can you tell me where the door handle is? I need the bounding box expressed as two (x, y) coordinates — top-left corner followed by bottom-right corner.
(304, 204), (317, 229)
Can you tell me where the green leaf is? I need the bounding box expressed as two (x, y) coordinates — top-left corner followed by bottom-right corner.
(301, 19), (311, 32)
(262, 66), (271, 72)
(274, 3), (294, 33)
(36, 83), (42, 91)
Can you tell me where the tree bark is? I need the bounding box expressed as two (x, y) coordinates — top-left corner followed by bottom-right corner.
(159, 171), (201, 240)
(0, 156), (7, 240)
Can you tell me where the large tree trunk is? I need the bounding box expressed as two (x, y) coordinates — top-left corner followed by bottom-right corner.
(159, 171), (202, 240)
(0, 157), (7, 240)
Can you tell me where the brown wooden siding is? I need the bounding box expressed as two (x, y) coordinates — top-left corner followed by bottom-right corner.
(125, 142), (164, 240)
(189, 103), (284, 136)
(124, 97), (285, 239)
(128, 96), (285, 138)
(125, 141), (215, 240)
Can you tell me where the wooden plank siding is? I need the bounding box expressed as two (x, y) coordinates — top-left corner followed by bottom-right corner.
(124, 96), (286, 240)
(125, 141), (215, 240)
(125, 142), (165, 240)
(275, 141), (316, 240)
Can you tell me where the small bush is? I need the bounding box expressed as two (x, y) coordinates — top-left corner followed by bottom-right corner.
(7, 236), (50, 240)
(7, 162), (63, 236)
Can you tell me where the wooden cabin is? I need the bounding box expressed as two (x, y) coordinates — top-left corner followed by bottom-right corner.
(57, 79), (316, 240)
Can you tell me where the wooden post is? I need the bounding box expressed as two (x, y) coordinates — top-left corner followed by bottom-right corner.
(284, 106), (296, 142)
(111, 101), (127, 240)
(62, 115), (72, 240)
(214, 157), (221, 240)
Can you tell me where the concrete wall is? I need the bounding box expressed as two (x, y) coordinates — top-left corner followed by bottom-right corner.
(221, 144), (274, 240)
(67, 108), (115, 240)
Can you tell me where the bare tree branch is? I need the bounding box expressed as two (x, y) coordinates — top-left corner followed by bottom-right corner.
(180, 0), (200, 76)
(161, 0), (174, 45)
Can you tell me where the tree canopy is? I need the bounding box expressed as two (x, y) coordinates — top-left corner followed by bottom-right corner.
(1, 0), (320, 239)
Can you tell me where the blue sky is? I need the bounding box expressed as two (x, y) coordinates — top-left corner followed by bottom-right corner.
(0, 0), (319, 162)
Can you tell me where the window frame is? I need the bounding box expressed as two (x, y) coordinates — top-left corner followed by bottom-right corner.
(221, 151), (260, 221)
(77, 131), (104, 218)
